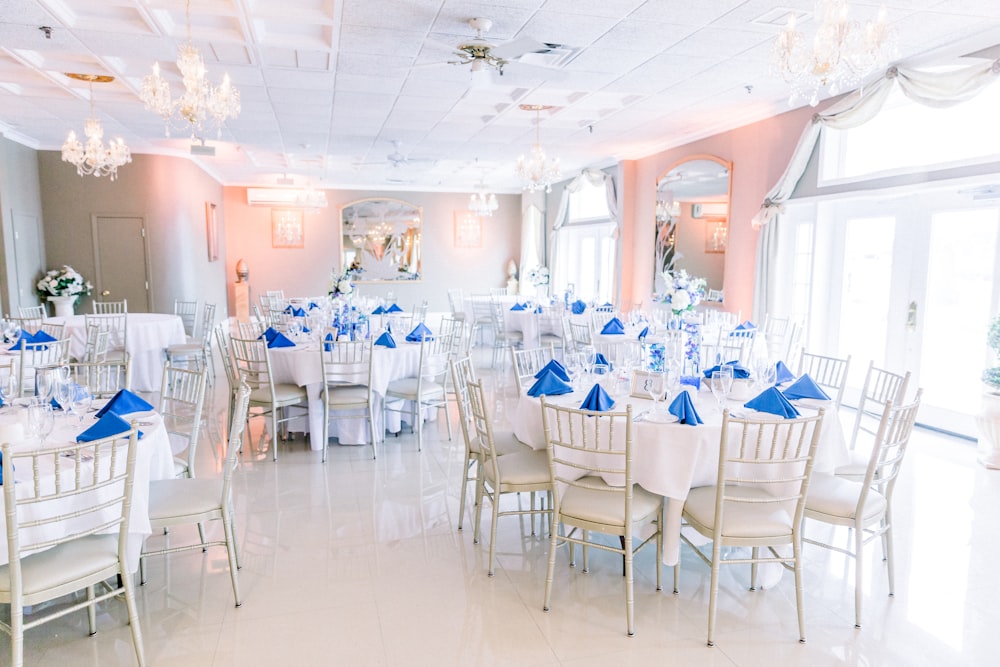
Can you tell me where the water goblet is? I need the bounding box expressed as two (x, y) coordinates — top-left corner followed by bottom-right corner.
(720, 365), (735, 401)
(35, 368), (57, 401)
(0, 372), (18, 406)
(710, 371), (727, 409)
(647, 372), (667, 413)
(71, 384), (92, 424)
(54, 380), (74, 415)
(287, 318), (303, 340)
(28, 403), (54, 443)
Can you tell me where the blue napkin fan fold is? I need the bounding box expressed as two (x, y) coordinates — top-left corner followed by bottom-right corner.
(592, 353), (612, 372)
(372, 305), (386, 315)
(579, 383), (614, 412)
(267, 332), (294, 348)
(405, 322), (434, 342)
(637, 326), (649, 340)
(781, 374), (831, 401)
(527, 369), (573, 397)
(600, 317), (625, 335)
(744, 386), (800, 418)
(668, 391), (703, 425)
(510, 303), (525, 311)
(774, 360), (796, 384)
(95, 388), (153, 418)
(534, 359), (569, 382)
(571, 300), (587, 315)
(77, 412), (141, 443)
(323, 332), (335, 351)
(374, 331), (396, 348)
(703, 360), (751, 380)
(386, 304), (404, 314)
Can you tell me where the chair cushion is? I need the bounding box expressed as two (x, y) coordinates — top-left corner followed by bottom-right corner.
(805, 472), (886, 523)
(560, 477), (661, 529)
(326, 385), (369, 406)
(166, 343), (203, 355)
(0, 534), (119, 597)
(683, 485), (795, 539)
(833, 451), (869, 480)
(493, 430), (531, 456)
(148, 478), (224, 524)
(484, 450), (550, 487)
(251, 383), (306, 405)
(385, 378), (445, 401)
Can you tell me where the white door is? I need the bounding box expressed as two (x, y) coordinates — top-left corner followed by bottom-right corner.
(92, 215), (152, 312)
(10, 212), (44, 310)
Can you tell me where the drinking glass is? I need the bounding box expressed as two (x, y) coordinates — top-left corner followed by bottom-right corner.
(0, 372), (18, 406)
(720, 364), (735, 398)
(54, 380), (74, 414)
(35, 368), (57, 401)
(710, 371), (727, 409)
(28, 403), (54, 443)
(647, 373), (667, 413)
(71, 384), (92, 424)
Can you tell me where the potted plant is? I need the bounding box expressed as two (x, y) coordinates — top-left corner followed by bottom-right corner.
(36, 265), (92, 318)
(978, 315), (1000, 468)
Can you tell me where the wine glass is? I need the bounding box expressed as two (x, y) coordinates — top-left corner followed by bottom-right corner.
(35, 368), (57, 402)
(71, 384), (92, 424)
(0, 372), (18, 406)
(54, 380), (74, 415)
(287, 318), (303, 339)
(28, 403), (54, 443)
(710, 371), (727, 409)
(647, 373), (667, 413)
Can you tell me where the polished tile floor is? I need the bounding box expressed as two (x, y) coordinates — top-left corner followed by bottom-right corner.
(6, 353), (999, 666)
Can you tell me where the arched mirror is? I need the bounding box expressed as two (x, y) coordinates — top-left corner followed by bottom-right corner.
(341, 198), (422, 282)
(654, 155), (730, 302)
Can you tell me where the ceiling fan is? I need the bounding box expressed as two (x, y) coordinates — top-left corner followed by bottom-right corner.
(420, 18), (563, 79)
(355, 140), (436, 170)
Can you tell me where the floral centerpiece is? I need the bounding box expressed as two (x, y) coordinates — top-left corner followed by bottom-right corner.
(526, 266), (549, 286)
(328, 267), (355, 298)
(654, 269), (706, 316)
(36, 265), (92, 304)
(982, 316), (1000, 391)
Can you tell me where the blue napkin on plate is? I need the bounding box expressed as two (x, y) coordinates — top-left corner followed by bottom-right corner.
(579, 383), (615, 411)
(703, 360), (751, 380)
(637, 326), (649, 340)
(744, 386), (800, 418)
(283, 305), (293, 314)
(735, 320), (756, 330)
(592, 353), (612, 372)
(372, 305), (386, 315)
(386, 304), (404, 313)
(292, 306), (306, 317)
(571, 300), (586, 314)
(781, 374), (831, 401)
(32, 330), (56, 344)
(95, 388), (154, 418)
(375, 331), (396, 348)
(406, 322), (434, 342)
(668, 391), (703, 425)
(535, 359), (570, 381)
(267, 332), (295, 348)
(527, 369), (573, 397)
(510, 303), (525, 311)
(600, 317), (625, 335)
(680, 375), (701, 391)
(308, 302), (320, 310)
(77, 412), (140, 443)
(259, 327), (279, 343)
(323, 332), (335, 352)
(774, 360), (795, 384)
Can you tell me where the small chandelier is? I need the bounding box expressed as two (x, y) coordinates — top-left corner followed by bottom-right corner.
(61, 73), (132, 181)
(655, 197), (680, 223)
(515, 104), (560, 193)
(140, 0), (240, 137)
(772, 1), (896, 106)
(469, 181), (499, 217)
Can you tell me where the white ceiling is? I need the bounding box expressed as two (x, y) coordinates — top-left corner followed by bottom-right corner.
(1, 0), (999, 194)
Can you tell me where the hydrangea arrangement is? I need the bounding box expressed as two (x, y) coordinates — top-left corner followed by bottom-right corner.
(328, 267), (354, 298)
(36, 265), (92, 303)
(982, 315), (1000, 390)
(655, 269), (706, 315)
(526, 266), (550, 286)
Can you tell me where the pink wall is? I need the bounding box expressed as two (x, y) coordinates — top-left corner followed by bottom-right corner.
(623, 103), (823, 317)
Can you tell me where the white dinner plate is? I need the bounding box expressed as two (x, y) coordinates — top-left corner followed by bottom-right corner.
(644, 411), (678, 424)
(732, 409), (785, 421)
(791, 398), (830, 409)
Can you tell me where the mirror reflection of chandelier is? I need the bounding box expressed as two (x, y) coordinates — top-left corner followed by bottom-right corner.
(61, 74), (132, 181)
(366, 222), (393, 261)
(469, 186), (498, 217)
(140, 0), (241, 136)
(655, 197), (680, 223)
(772, 1), (896, 107)
(515, 104), (561, 193)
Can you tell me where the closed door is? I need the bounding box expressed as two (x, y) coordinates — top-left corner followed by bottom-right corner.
(92, 215), (151, 312)
(10, 212), (43, 309)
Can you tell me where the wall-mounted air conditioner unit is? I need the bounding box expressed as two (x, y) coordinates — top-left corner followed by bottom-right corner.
(246, 188), (328, 209)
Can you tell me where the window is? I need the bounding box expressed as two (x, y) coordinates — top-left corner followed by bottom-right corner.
(553, 177), (615, 303)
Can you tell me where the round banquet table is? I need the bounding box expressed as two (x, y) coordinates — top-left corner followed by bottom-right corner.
(0, 405), (174, 571)
(512, 383), (849, 565)
(46, 313), (187, 392)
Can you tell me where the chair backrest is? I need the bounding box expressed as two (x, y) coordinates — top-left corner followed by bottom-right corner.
(711, 410), (825, 541)
(265, 289), (285, 300)
(319, 336), (368, 384)
(235, 318), (265, 338)
(447, 289), (464, 315)
(488, 287), (507, 299)
(798, 351), (851, 408)
(859, 389), (922, 508)
(39, 322), (64, 340)
(158, 363), (208, 477)
(11, 316), (43, 333)
(65, 359), (132, 398)
(195, 302), (217, 343)
(470, 296), (492, 324)
(850, 362), (911, 449)
(2, 428), (139, 586)
(511, 345), (556, 394)
(449, 356), (477, 436)
(704, 327), (756, 367)
(84, 323), (111, 362)
(221, 382), (253, 507)
(230, 335), (281, 403)
(93, 299), (127, 314)
(174, 299), (199, 337)
(18, 304), (47, 319)
(569, 321), (592, 350)
(17, 339), (72, 396)
(85, 313), (128, 353)
(466, 379), (503, 474)
(539, 398), (637, 526)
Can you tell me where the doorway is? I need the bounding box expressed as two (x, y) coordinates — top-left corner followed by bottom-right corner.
(91, 215), (152, 312)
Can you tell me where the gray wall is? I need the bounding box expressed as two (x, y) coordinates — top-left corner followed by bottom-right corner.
(38, 151), (229, 315)
(0, 136), (45, 315)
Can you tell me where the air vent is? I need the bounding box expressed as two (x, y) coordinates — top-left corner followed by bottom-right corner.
(514, 43), (581, 69)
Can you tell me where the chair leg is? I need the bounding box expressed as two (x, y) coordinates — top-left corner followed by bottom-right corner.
(271, 409), (279, 461)
(473, 480), (486, 545)
(198, 522), (207, 551)
(750, 546), (759, 591)
(582, 530), (589, 573)
(414, 402), (422, 452)
(530, 491), (536, 536)
(885, 511), (896, 598)
(443, 398), (452, 441)
(854, 518), (864, 628)
(224, 511), (243, 607)
(458, 455), (473, 531)
(794, 539), (806, 643)
(543, 510), (559, 613)
(707, 542), (721, 647)
(121, 566), (148, 666)
(86, 585), (97, 635)
(11, 600), (23, 667)
(673, 562), (680, 595)
(488, 487), (501, 577)
(625, 539), (635, 636)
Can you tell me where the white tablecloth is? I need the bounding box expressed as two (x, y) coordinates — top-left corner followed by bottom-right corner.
(268, 341), (424, 448)
(0, 408), (174, 571)
(47, 313), (187, 392)
(512, 385), (848, 565)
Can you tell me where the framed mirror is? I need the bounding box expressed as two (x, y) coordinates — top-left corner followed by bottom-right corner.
(341, 198), (422, 282)
(654, 155), (731, 302)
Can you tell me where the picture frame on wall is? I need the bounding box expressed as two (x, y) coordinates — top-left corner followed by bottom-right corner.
(205, 202), (219, 261)
(272, 209), (305, 248)
(454, 211), (482, 248)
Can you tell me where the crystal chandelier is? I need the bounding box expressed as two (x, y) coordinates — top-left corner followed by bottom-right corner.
(61, 74), (132, 181)
(468, 180), (499, 217)
(140, 0), (240, 137)
(515, 104), (560, 193)
(772, 1), (896, 106)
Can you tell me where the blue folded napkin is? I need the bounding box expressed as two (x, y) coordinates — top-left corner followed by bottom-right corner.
(323, 332), (335, 352)
(600, 302), (613, 309)
(510, 303), (525, 311)
(534, 306), (543, 314)
(781, 374), (831, 401)
(95, 388), (154, 418)
(600, 317), (625, 335)
(375, 331), (396, 348)
(703, 360), (751, 380)
(0, 452), (6, 485)
(735, 320), (756, 330)
(386, 304), (404, 313)
(292, 306), (306, 317)
(372, 305), (386, 315)
(14, 329), (56, 349)
(283, 305), (293, 314)
(744, 386), (800, 418)
(534, 359), (570, 382)
(309, 302), (320, 310)
(406, 322), (434, 343)
(77, 412), (140, 443)
(571, 300), (587, 314)
(637, 326), (649, 340)
(267, 332), (295, 348)
(592, 352), (612, 372)
(668, 391), (703, 425)
(527, 369), (573, 397)
(680, 375), (701, 391)
(579, 383), (615, 412)
(32, 330), (56, 343)
(259, 327), (279, 343)
(774, 360), (796, 384)
(12, 328), (33, 347)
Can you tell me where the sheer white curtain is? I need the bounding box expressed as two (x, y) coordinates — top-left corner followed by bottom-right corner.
(752, 58), (1000, 320)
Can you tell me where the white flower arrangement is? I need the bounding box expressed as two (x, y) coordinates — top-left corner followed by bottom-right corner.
(526, 266), (550, 286)
(655, 269), (706, 315)
(36, 265), (92, 303)
(328, 267), (354, 297)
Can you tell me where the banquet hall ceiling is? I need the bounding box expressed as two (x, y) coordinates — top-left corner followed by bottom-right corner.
(1, 0), (999, 193)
